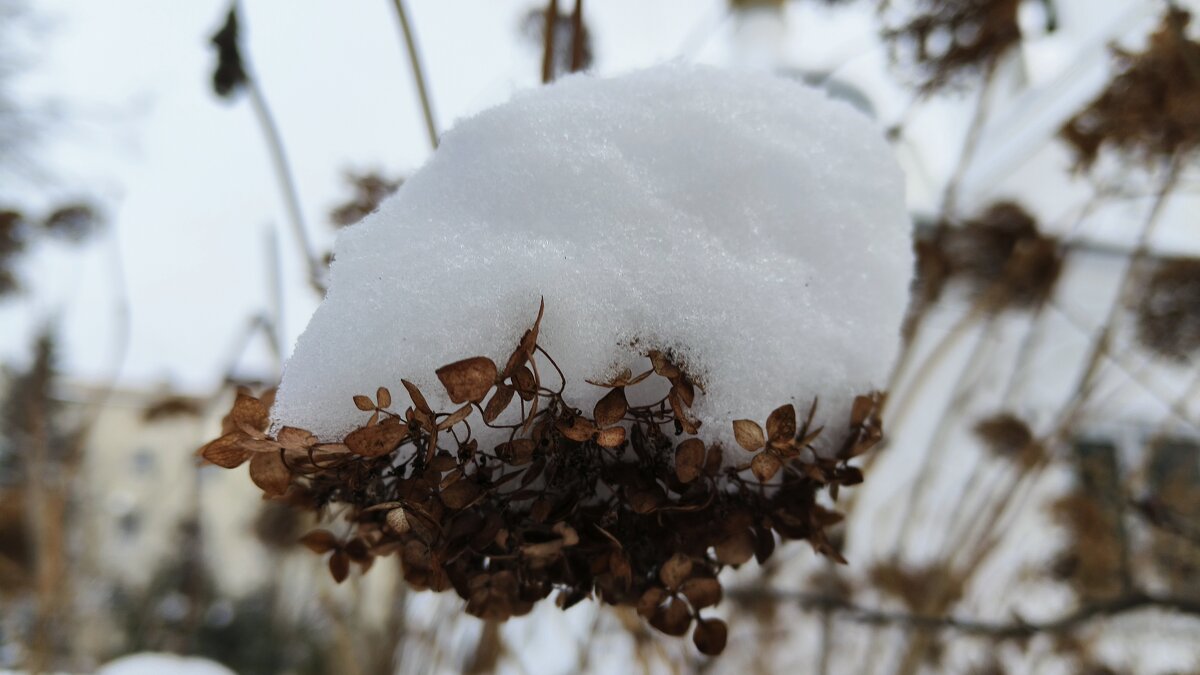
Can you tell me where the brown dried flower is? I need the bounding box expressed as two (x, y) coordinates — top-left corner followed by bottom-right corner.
(1135, 257), (1200, 361)
(198, 302), (883, 655)
(1063, 8), (1200, 169)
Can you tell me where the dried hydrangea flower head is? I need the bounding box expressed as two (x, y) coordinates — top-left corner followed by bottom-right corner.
(201, 65), (912, 655)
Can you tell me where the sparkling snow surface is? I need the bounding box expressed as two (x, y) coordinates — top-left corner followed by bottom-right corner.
(272, 64), (912, 457)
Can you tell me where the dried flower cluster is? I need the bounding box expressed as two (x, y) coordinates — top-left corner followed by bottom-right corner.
(200, 302), (883, 655)
(913, 202), (1061, 322)
(1135, 257), (1200, 361)
(884, 0), (1025, 94)
(1062, 8), (1200, 169)
(329, 172), (402, 228)
(210, 8), (248, 99)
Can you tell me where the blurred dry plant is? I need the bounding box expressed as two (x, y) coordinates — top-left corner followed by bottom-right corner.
(330, 172), (403, 228)
(1062, 7), (1200, 170)
(883, 0), (1041, 94)
(200, 301), (884, 655)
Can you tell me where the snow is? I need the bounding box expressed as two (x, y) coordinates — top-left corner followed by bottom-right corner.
(271, 63), (912, 458)
(95, 653), (236, 675)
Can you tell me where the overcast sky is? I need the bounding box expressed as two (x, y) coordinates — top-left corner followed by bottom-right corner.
(0, 0), (1193, 397)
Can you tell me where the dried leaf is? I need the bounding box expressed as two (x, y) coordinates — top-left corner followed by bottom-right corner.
(353, 395), (375, 411)
(672, 379), (695, 408)
(766, 403), (796, 443)
(497, 438), (536, 466)
(483, 384), (515, 423)
(276, 426), (316, 450)
(638, 587), (667, 618)
(751, 452), (783, 482)
(402, 379), (433, 415)
(692, 618), (728, 656)
(376, 386), (392, 409)
(441, 479), (482, 509)
(300, 529), (339, 554)
(200, 433), (252, 468)
(648, 350), (681, 379)
(386, 508), (410, 534)
(675, 439), (705, 483)
(436, 356), (498, 404)
(659, 553), (693, 591)
(593, 387), (628, 427)
(437, 403), (474, 431)
(596, 426), (627, 448)
(557, 416), (596, 442)
(714, 530), (755, 566)
(680, 577), (722, 609)
(733, 420), (765, 452)
(231, 393), (269, 431)
(344, 417), (408, 458)
(329, 550), (350, 583)
(650, 598), (691, 636)
(512, 366), (537, 401)
(249, 451), (289, 496)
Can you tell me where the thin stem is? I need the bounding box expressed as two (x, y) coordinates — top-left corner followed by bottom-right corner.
(390, 0), (439, 150)
(246, 79), (326, 295)
(542, 0), (559, 83)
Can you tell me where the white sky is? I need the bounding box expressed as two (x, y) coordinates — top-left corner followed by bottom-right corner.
(1, 0), (1195, 397)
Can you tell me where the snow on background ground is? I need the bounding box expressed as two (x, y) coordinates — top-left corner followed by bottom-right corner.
(271, 64), (912, 456)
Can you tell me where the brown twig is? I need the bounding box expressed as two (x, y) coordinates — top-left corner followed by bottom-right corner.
(728, 588), (1200, 640)
(390, 0), (439, 150)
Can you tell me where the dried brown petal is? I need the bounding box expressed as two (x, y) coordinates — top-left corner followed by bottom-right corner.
(249, 451), (289, 496)
(593, 387), (628, 427)
(401, 379), (433, 415)
(441, 479), (482, 509)
(650, 598), (692, 636)
(512, 366), (537, 401)
(200, 433), (252, 468)
(714, 530), (755, 566)
(557, 416), (596, 442)
(766, 403), (796, 444)
(497, 439), (536, 466)
(276, 426), (316, 450)
(595, 426), (627, 448)
(376, 386), (392, 409)
(329, 550), (351, 583)
(637, 587), (667, 618)
(386, 508), (411, 534)
(675, 439), (705, 483)
(300, 529), (339, 554)
(659, 554), (694, 591)
(680, 577), (722, 609)
(692, 618), (728, 655)
(344, 417), (408, 458)
(751, 452), (783, 482)
(483, 384), (515, 422)
(733, 420), (765, 452)
(353, 395), (375, 411)
(231, 393), (269, 432)
(436, 356), (498, 404)
(648, 350), (681, 379)
(437, 403), (474, 431)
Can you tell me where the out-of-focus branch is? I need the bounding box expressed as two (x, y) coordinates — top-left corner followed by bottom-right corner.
(245, 79), (326, 296)
(728, 588), (1200, 639)
(390, 0), (439, 150)
(542, 0), (558, 83)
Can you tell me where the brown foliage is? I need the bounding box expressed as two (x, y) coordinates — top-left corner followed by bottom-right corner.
(1135, 257), (1200, 361)
(885, 0), (1024, 94)
(198, 302), (884, 655)
(915, 202), (1061, 315)
(1063, 8), (1200, 169)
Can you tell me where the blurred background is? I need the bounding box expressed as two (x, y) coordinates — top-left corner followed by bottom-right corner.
(1, 0), (1199, 673)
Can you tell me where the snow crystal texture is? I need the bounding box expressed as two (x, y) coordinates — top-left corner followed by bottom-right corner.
(273, 64), (913, 457)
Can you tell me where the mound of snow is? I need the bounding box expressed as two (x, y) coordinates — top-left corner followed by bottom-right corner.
(97, 653), (236, 675)
(273, 64), (912, 457)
